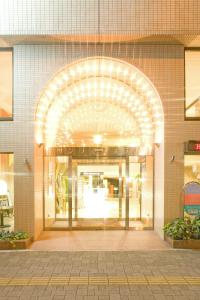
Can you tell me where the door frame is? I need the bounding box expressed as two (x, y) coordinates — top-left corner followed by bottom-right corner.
(43, 146), (153, 230)
(70, 157), (128, 230)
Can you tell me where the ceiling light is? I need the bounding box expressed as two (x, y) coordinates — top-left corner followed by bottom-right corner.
(93, 134), (103, 145)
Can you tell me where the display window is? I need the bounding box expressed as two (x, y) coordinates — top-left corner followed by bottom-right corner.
(0, 49), (13, 120)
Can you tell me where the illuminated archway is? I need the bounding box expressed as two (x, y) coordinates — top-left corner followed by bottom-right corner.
(35, 57), (164, 153)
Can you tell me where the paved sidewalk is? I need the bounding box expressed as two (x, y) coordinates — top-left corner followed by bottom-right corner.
(0, 250), (200, 299)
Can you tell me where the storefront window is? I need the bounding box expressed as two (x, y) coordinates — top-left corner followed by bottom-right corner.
(0, 49), (13, 119)
(185, 50), (200, 118)
(184, 155), (200, 218)
(0, 153), (14, 229)
(184, 155), (200, 185)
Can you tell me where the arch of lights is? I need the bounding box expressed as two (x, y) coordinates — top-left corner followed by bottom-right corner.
(36, 57), (164, 153)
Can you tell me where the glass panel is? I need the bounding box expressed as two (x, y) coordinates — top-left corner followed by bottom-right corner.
(44, 153), (154, 229)
(184, 155), (200, 217)
(129, 159), (141, 218)
(129, 156), (153, 229)
(184, 155), (200, 184)
(0, 153), (14, 229)
(72, 159), (126, 228)
(55, 156), (69, 220)
(185, 50), (200, 118)
(44, 156), (56, 228)
(0, 51), (12, 119)
(141, 156), (153, 228)
(44, 156), (70, 229)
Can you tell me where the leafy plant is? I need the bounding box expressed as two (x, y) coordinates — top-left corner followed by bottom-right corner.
(191, 217), (200, 239)
(163, 217), (199, 240)
(0, 231), (29, 247)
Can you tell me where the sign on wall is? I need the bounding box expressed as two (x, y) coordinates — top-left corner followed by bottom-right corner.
(184, 181), (200, 217)
(185, 140), (200, 152)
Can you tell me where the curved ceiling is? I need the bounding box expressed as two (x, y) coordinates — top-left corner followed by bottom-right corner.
(36, 57), (164, 152)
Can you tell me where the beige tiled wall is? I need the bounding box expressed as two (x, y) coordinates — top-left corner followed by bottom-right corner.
(0, 43), (200, 238)
(0, 0), (200, 35)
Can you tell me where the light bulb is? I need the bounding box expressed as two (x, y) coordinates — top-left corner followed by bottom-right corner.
(93, 134), (103, 145)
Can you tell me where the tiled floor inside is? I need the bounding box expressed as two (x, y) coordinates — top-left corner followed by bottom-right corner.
(0, 250), (200, 299)
(30, 230), (170, 251)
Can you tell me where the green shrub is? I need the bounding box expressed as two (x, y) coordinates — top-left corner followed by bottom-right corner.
(191, 217), (200, 239)
(0, 231), (29, 247)
(163, 217), (200, 240)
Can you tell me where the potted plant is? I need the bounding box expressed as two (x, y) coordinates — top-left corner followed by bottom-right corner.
(191, 216), (200, 239)
(0, 231), (32, 250)
(163, 217), (200, 249)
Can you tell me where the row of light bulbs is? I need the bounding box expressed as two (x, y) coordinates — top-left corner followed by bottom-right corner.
(37, 57), (162, 119)
(36, 57), (164, 148)
(48, 59), (154, 95)
(45, 80), (157, 138)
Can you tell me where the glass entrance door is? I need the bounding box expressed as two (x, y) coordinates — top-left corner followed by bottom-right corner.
(72, 159), (126, 229)
(44, 151), (154, 230)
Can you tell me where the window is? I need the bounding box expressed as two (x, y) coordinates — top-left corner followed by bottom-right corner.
(185, 49), (200, 119)
(0, 49), (13, 119)
(0, 153), (14, 229)
(184, 155), (200, 217)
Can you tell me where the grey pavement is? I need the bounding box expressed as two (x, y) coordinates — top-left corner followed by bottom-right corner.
(0, 250), (199, 299)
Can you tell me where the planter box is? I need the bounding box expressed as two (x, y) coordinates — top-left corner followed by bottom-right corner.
(0, 238), (32, 250)
(166, 236), (200, 249)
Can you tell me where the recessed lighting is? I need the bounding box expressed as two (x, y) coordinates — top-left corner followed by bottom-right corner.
(93, 134), (103, 145)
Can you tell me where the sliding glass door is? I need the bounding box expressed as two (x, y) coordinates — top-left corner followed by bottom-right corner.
(44, 151), (154, 230)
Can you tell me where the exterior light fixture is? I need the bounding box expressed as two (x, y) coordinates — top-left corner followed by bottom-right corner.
(170, 155), (175, 163)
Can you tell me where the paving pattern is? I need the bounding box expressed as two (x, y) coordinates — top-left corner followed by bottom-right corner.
(0, 250), (200, 299)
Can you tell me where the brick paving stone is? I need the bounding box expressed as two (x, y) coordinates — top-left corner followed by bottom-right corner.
(142, 296), (155, 300)
(83, 297), (98, 300)
(20, 297), (38, 300)
(77, 288), (88, 296)
(110, 295), (121, 300)
(38, 297), (54, 300)
(127, 296), (143, 300)
(0, 251), (199, 299)
(64, 296), (76, 300)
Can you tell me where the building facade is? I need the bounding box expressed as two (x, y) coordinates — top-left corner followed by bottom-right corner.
(0, 0), (200, 240)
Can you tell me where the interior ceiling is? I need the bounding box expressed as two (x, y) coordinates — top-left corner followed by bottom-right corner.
(1, 34), (200, 46)
(56, 100), (139, 147)
(63, 101), (137, 134)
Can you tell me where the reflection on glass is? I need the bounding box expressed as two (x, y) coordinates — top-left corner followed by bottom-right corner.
(55, 156), (69, 218)
(185, 50), (200, 118)
(44, 157), (56, 228)
(184, 155), (200, 184)
(44, 153), (154, 230)
(129, 156), (153, 229)
(0, 51), (12, 118)
(72, 161), (125, 228)
(0, 153), (14, 229)
(44, 156), (70, 228)
(184, 155), (200, 218)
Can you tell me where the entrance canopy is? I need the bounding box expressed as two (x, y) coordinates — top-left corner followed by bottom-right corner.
(36, 57), (163, 153)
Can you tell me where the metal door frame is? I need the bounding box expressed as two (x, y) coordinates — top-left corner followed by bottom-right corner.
(69, 156), (128, 230)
